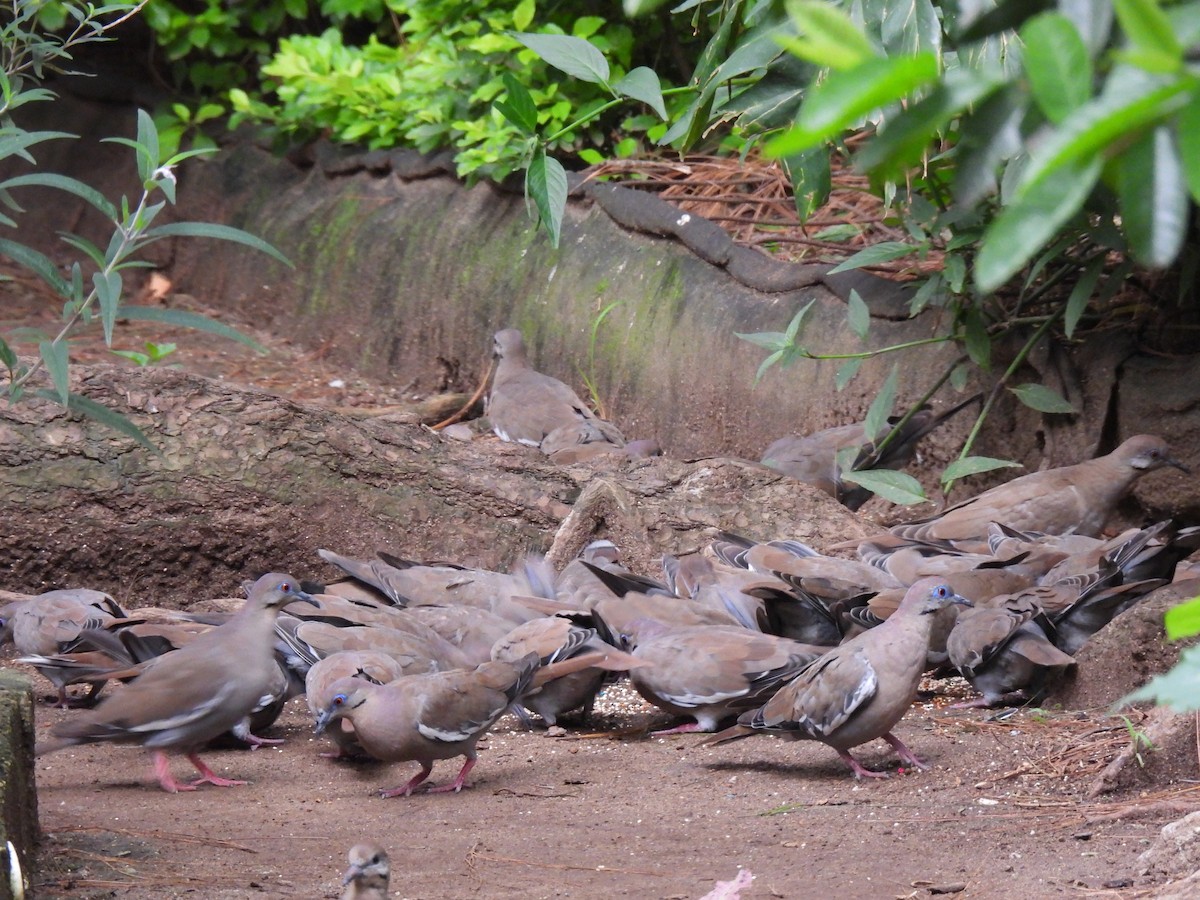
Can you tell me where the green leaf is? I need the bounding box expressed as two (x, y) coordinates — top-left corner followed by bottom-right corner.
(136, 108), (161, 180)
(0, 173), (117, 219)
(1009, 382), (1077, 414)
(962, 304), (991, 369)
(528, 148), (568, 248)
(846, 288), (869, 340)
(754, 348), (786, 384)
(781, 0), (878, 70)
(0, 237), (69, 295)
(34, 388), (156, 451)
(140, 222), (292, 266)
(115, 306), (266, 352)
(827, 241), (921, 274)
(953, 86), (1026, 207)
(94, 270), (123, 345)
(1178, 93), (1200, 204)
(512, 33), (610, 87)
(0, 335), (17, 373)
(767, 54), (941, 156)
(1121, 643), (1200, 711)
(494, 72), (538, 135)
(39, 340), (69, 404)
(780, 145), (830, 222)
(840, 468), (927, 505)
(784, 299), (815, 343)
(835, 357), (862, 390)
(976, 157), (1102, 292)
(863, 366), (898, 444)
(613, 67), (667, 120)
(1165, 596), (1200, 640)
(735, 330), (789, 351)
(940, 456), (1023, 484)
(1116, 125), (1189, 268)
(1020, 13), (1093, 124)
(1063, 257), (1105, 338)
(1113, 0), (1182, 68)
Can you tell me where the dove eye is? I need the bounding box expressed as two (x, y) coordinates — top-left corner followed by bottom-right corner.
(280, 582), (292, 593)
(333, 694), (347, 707)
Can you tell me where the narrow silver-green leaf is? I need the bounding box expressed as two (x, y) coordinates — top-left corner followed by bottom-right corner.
(846, 288), (869, 340)
(527, 149), (568, 248)
(940, 455), (1023, 484)
(116, 305), (267, 352)
(0, 237), (69, 295)
(39, 340), (70, 404)
(1009, 382), (1077, 414)
(512, 33), (610, 86)
(0, 335), (17, 373)
(1063, 257), (1105, 338)
(840, 468), (927, 505)
(735, 330), (789, 351)
(827, 241), (920, 274)
(34, 388), (156, 451)
(94, 270), (123, 345)
(0, 173), (117, 219)
(140, 222), (292, 266)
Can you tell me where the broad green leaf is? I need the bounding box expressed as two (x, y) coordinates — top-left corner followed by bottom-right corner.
(835, 357), (862, 390)
(1178, 94), (1200, 203)
(962, 304), (991, 369)
(512, 33), (610, 86)
(781, 0), (878, 70)
(724, 53), (812, 133)
(528, 149), (568, 248)
(827, 241), (921, 274)
(940, 455), (1023, 484)
(493, 73), (538, 135)
(977, 157), (1102, 292)
(1016, 71), (1190, 197)
(767, 54), (941, 156)
(1020, 13), (1093, 123)
(1113, 0), (1182, 67)
(1009, 382), (1077, 413)
(513, 0), (535, 30)
(953, 86), (1026, 207)
(623, 0), (670, 15)
(39, 340), (69, 404)
(1121, 643), (1200, 711)
(94, 270), (123, 345)
(840, 468), (928, 505)
(863, 366), (898, 443)
(780, 145), (830, 221)
(856, 68), (1003, 179)
(958, 0), (1056, 42)
(882, 0), (942, 56)
(140, 222), (292, 266)
(909, 273), (943, 316)
(115, 306), (267, 352)
(1165, 596), (1200, 640)
(0, 237), (69, 295)
(613, 67), (667, 120)
(846, 288), (869, 340)
(0, 173), (117, 219)
(34, 388), (156, 451)
(1064, 256), (1105, 338)
(660, 0), (742, 149)
(1117, 125), (1188, 268)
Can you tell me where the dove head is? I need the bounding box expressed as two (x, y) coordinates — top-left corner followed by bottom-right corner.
(314, 676), (371, 734)
(911, 579), (972, 616)
(1118, 435), (1190, 474)
(343, 843), (390, 889)
(493, 328), (528, 361)
(246, 573), (317, 611)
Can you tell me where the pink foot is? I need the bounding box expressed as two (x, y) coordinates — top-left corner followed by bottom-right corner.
(884, 732), (929, 771)
(838, 749), (889, 779)
(379, 764), (433, 798)
(186, 752), (247, 788)
(652, 721), (705, 736)
(153, 751), (197, 793)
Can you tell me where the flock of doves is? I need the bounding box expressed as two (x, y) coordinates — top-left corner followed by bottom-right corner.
(5, 328), (1199, 899)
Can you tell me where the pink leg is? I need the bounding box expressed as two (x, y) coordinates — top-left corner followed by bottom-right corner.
(426, 757), (476, 794)
(379, 763), (433, 798)
(153, 751), (197, 793)
(883, 732), (928, 771)
(187, 752), (248, 788)
(837, 749), (889, 779)
(652, 721), (706, 736)
(232, 718), (284, 750)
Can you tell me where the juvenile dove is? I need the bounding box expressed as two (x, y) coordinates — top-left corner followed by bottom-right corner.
(704, 579), (971, 778)
(341, 843), (390, 900)
(37, 574), (314, 793)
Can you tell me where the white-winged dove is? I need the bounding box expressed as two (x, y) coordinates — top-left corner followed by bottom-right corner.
(704, 579), (971, 778)
(37, 573), (314, 793)
(341, 843), (390, 900)
(307, 650), (413, 759)
(486, 328), (626, 451)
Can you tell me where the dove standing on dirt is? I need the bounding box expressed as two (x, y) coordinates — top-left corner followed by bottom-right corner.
(36, 573), (314, 793)
(704, 579), (971, 778)
(341, 843), (391, 900)
(486, 327), (625, 451)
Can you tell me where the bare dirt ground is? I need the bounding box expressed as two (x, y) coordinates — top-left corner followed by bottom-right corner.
(6, 278), (1197, 900)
